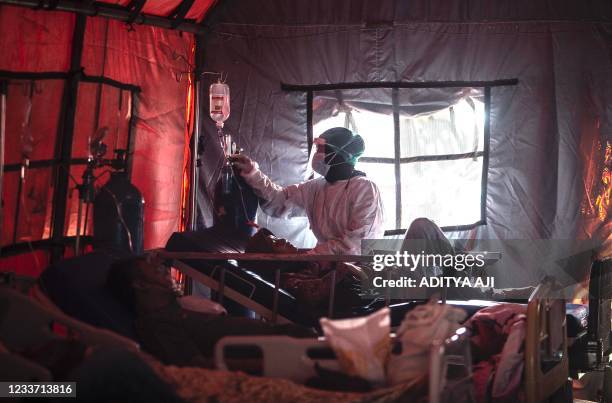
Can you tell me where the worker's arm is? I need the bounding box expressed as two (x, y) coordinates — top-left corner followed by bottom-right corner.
(308, 179), (384, 255)
(230, 154), (308, 218)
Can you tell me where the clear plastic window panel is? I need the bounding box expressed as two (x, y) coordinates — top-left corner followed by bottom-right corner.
(352, 109), (395, 159)
(399, 99), (485, 158)
(313, 88), (395, 159)
(398, 88), (485, 158)
(401, 157), (483, 228)
(354, 161), (396, 229)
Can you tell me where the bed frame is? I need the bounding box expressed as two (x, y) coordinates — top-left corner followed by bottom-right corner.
(0, 286), (139, 381)
(214, 326), (473, 402)
(212, 277), (570, 402)
(151, 249), (374, 323)
(525, 277), (570, 403)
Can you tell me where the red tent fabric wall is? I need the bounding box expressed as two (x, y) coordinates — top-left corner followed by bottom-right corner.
(0, 6), (75, 72)
(80, 18), (194, 250)
(0, 4), (196, 275)
(0, 6), (75, 276)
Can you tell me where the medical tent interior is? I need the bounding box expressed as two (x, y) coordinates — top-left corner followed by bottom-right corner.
(0, 0), (610, 402)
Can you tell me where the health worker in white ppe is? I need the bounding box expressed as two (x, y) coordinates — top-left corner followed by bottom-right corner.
(229, 127), (384, 255)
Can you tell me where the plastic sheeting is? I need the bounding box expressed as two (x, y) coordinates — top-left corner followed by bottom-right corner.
(198, 0), (612, 286)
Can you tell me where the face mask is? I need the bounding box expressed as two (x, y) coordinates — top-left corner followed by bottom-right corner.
(309, 136), (362, 177)
(311, 152), (330, 176)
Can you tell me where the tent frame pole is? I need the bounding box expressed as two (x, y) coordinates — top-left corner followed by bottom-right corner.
(187, 34), (205, 232)
(0, 0), (205, 34)
(50, 14), (87, 263)
(189, 79), (201, 231)
(0, 81), (6, 254)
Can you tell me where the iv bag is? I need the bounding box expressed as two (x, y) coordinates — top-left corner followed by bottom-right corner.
(209, 81), (230, 127)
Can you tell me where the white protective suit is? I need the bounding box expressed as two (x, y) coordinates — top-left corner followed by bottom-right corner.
(241, 164), (384, 255)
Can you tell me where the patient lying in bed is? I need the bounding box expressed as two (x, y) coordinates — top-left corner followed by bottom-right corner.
(106, 256), (315, 366)
(243, 222), (534, 306)
(244, 228), (365, 310)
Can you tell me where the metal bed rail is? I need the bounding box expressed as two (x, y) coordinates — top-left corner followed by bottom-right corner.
(150, 250), (374, 322)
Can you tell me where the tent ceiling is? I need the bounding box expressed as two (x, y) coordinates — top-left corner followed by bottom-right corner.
(0, 0), (217, 33)
(204, 0), (612, 26)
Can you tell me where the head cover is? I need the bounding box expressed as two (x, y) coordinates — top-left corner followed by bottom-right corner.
(319, 127), (365, 165)
(309, 127), (366, 181)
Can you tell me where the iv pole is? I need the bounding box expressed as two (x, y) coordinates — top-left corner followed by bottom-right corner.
(74, 160), (96, 255)
(187, 71), (226, 231)
(188, 79), (202, 232)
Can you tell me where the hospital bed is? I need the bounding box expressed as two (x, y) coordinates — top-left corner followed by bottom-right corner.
(159, 228), (380, 326)
(211, 277), (571, 403)
(9, 225), (604, 398)
(160, 229), (506, 326)
(0, 281), (465, 401)
(0, 286), (138, 381)
(160, 228), (610, 397)
(0, 248), (606, 400)
(0, 273), (572, 402)
(214, 327), (473, 402)
(158, 229), (597, 330)
(525, 277), (571, 403)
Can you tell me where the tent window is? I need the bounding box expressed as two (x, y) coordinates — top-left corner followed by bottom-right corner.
(311, 86), (488, 232)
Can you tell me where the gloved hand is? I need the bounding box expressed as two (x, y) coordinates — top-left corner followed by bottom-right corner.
(229, 154), (256, 175)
